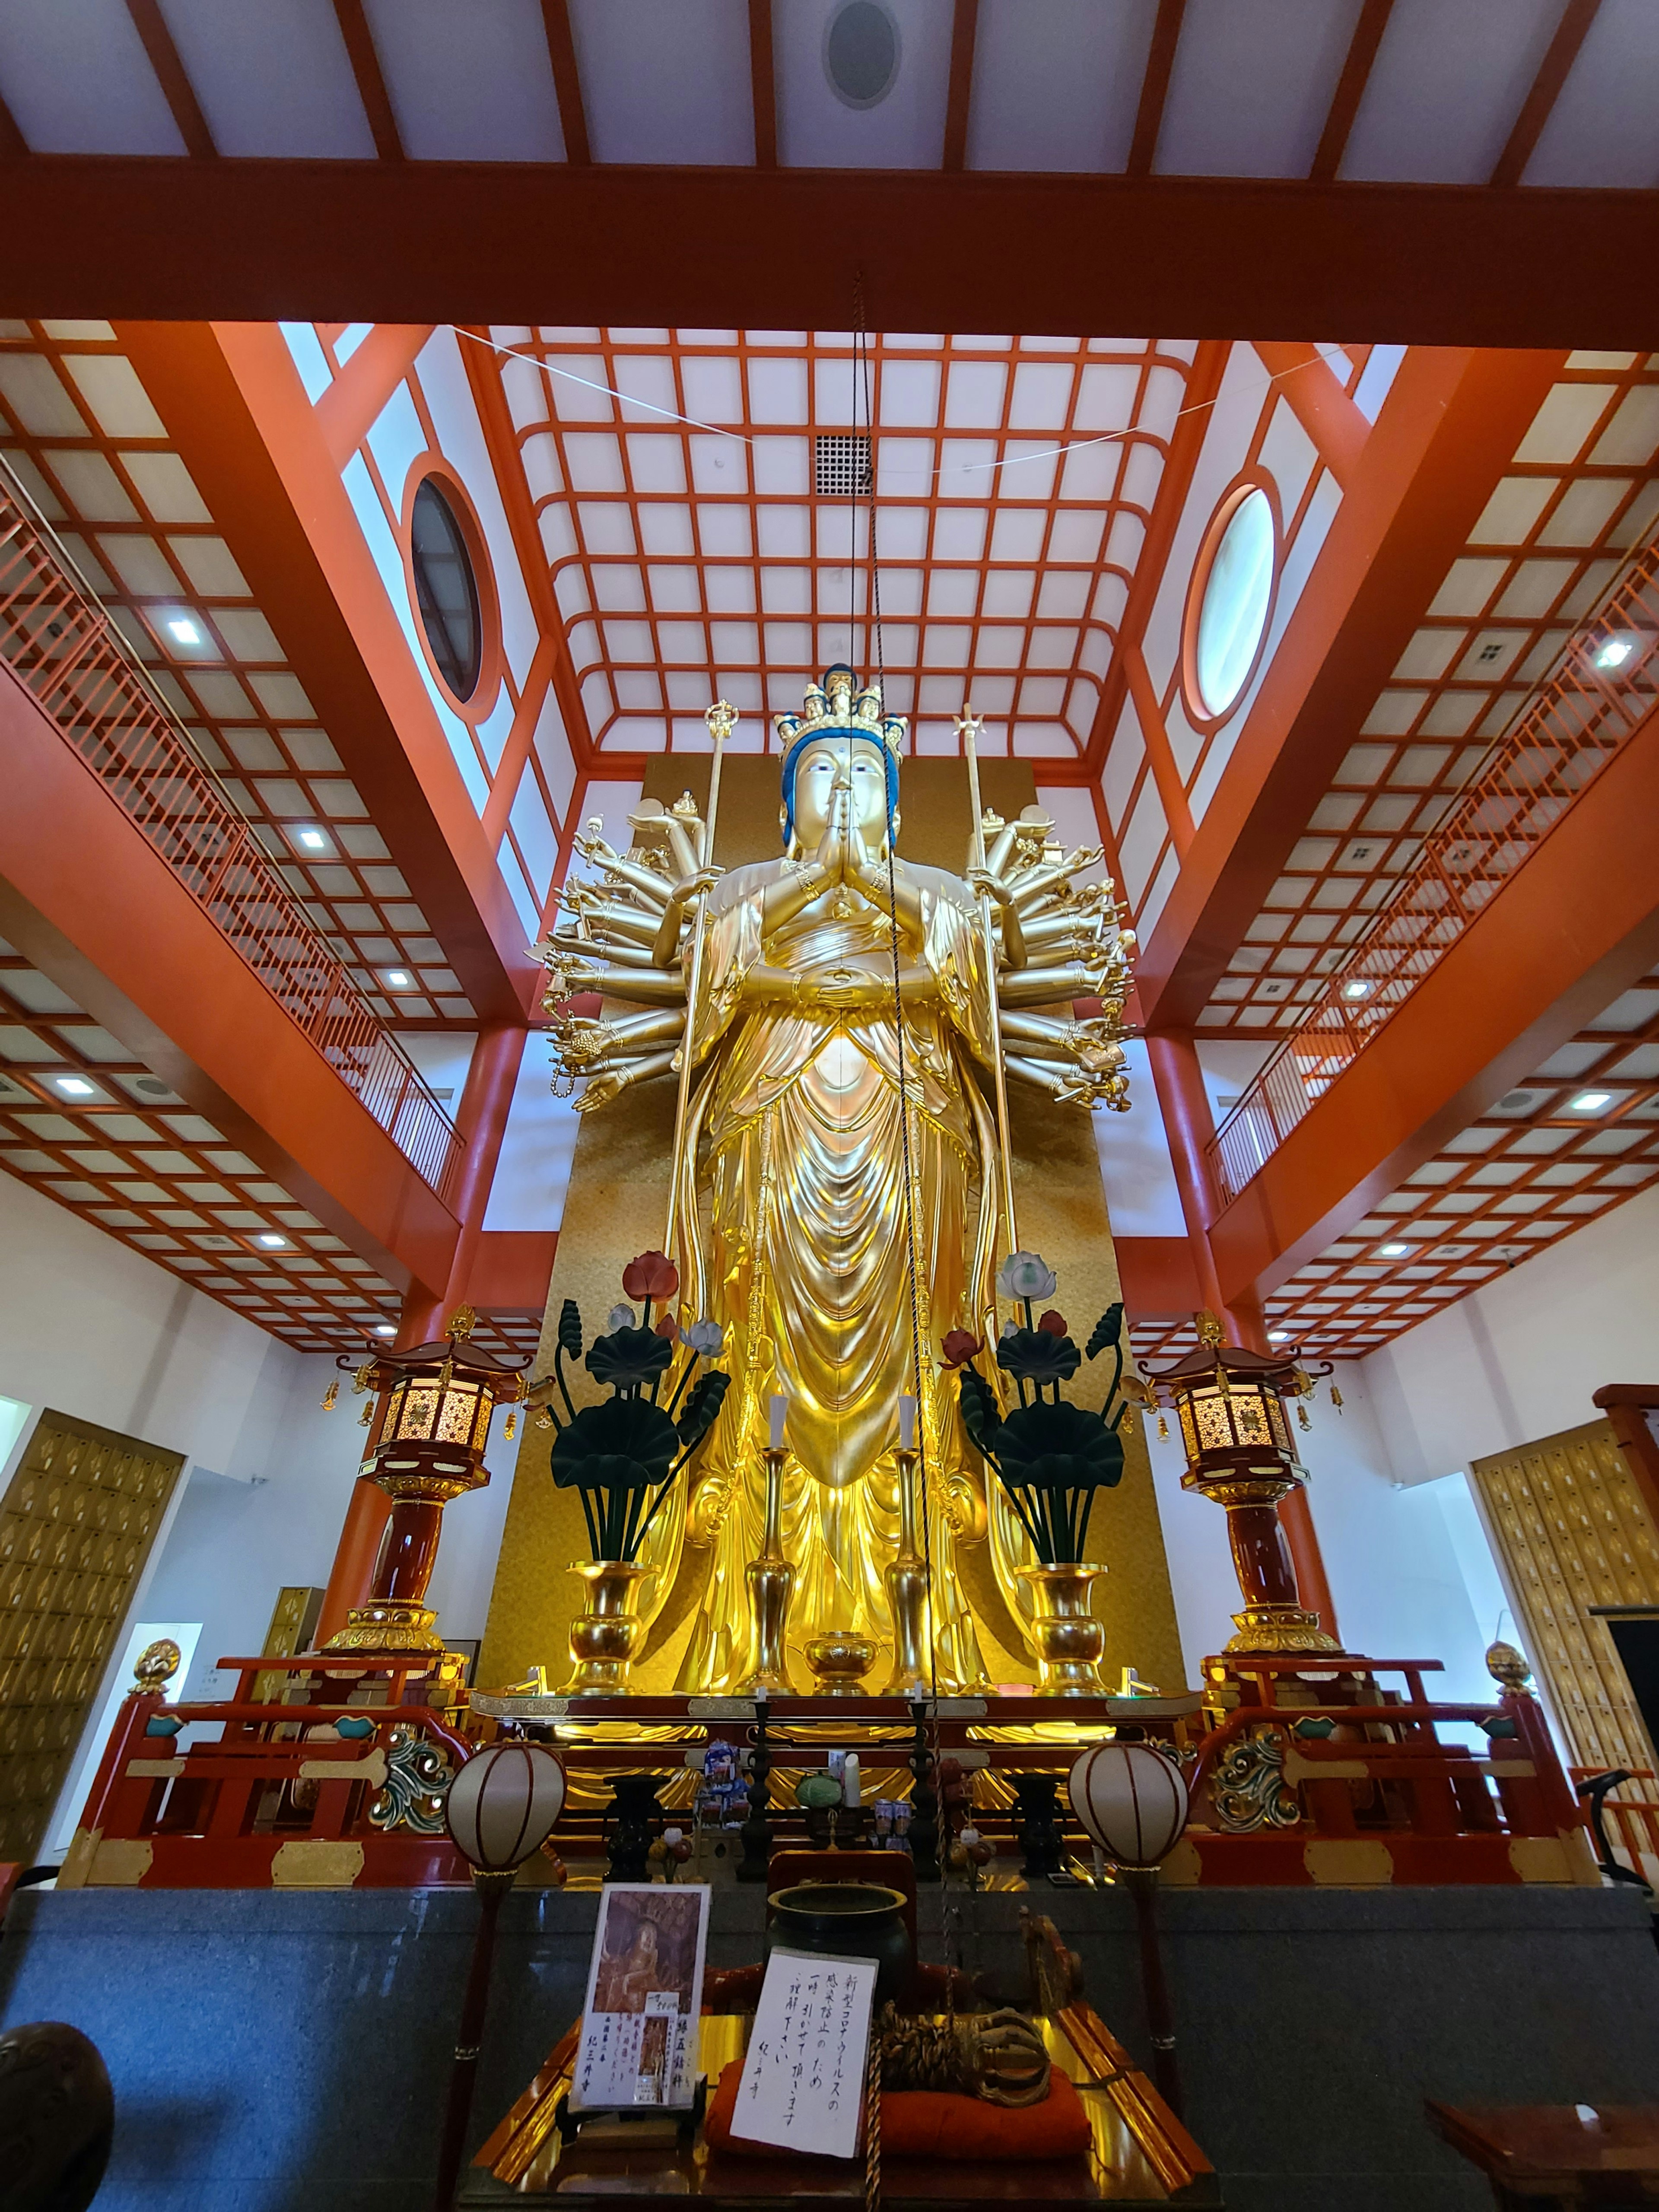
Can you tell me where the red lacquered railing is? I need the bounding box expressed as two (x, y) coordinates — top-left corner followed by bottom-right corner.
(0, 460), (463, 1200)
(1209, 543), (1659, 1202)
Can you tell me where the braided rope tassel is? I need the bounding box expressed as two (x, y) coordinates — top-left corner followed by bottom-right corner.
(863, 2028), (882, 2212)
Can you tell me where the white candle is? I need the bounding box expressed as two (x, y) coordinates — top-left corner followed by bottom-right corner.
(842, 1751), (861, 1808)
(768, 1394), (787, 1450)
(899, 1394), (916, 1449)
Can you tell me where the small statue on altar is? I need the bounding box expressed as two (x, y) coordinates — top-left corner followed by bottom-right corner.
(536, 670), (1134, 1691)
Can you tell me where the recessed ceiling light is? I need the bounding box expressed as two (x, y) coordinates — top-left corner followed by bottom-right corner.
(1268, 1328), (1291, 1343)
(384, 969), (415, 990)
(166, 617), (202, 646)
(1595, 637), (1634, 670)
(255, 1232), (288, 1249)
(52, 1074), (96, 1098)
(1378, 1242), (1411, 1258)
(297, 828), (327, 851)
(1570, 1090), (1613, 1113)
(373, 1323), (396, 1338)
(1341, 981), (1370, 1001)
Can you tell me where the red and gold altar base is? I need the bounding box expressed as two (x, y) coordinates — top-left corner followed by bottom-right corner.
(326, 1306), (530, 1655)
(1138, 1316), (1339, 1656)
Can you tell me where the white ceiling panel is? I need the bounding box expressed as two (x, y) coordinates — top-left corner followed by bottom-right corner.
(159, 0), (377, 159)
(0, 0), (184, 155)
(365, 0), (565, 162)
(776, 0), (953, 170)
(966, 0), (1157, 173)
(571, 0), (754, 164)
(1339, 0), (1565, 185)
(1156, 0), (1363, 178)
(1523, 0), (1659, 188)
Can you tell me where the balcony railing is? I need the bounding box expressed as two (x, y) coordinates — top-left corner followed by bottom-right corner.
(1208, 541), (1659, 1204)
(0, 460), (463, 1201)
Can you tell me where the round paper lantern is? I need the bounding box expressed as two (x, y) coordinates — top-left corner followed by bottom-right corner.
(1068, 1742), (1188, 1869)
(446, 1742), (566, 1872)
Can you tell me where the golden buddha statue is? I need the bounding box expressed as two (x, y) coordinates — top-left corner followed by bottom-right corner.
(537, 670), (1134, 1693)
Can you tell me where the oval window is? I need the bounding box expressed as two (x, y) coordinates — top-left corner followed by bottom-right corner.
(1194, 487), (1275, 718)
(825, 1), (900, 108)
(410, 477), (482, 704)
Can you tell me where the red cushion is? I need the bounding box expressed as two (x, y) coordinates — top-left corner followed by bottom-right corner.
(704, 2057), (1093, 2162)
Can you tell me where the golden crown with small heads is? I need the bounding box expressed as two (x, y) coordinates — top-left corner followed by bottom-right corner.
(773, 663), (907, 759)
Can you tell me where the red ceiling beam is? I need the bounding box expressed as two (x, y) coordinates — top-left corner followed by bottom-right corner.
(332, 0), (404, 162)
(0, 660), (459, 1294)
(8, 163), (1659, 346)
(1309, 0), (1392, 183)
(748, 0), (777, 168)
(113, 318), (538, 1026)
(1491, 0), (1601, 189)
(312, 321), (435, 467)
(1208, 700), (1659, 1304)
(124, 0), (218, 160)
(942, 0), (979, 173)
(540, 0), (590, 166)
(1127, 0), (1185, 178)
(1250, 341), (1368, 488)
(1137, 345), (1565, 1030)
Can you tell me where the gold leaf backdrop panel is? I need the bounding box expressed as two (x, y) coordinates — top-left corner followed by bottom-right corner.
(1004, 1087), (1188, 1697)
(1471, 1417), (1659, 1790)
(477, 1079), (698, 1696)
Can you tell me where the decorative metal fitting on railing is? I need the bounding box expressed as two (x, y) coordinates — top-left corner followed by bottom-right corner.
(0, 459), (464, 1201)
(1209, 541), (1659, 1202)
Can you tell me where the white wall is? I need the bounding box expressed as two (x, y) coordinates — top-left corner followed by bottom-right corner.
(1363, 1179), (1659, 1485)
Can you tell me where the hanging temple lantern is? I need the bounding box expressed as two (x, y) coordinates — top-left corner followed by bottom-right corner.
(324, 1306), (530, 1653)
(1140, 1313), (1340, 1656)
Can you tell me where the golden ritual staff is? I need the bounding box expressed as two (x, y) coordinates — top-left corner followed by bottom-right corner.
(661, 699), (732, 1265)
(956, 703), (1019, 1264)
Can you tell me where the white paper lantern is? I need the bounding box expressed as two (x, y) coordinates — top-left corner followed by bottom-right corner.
(1068, 1743), (1188, 1869)
(446, 1742), (566, 1873)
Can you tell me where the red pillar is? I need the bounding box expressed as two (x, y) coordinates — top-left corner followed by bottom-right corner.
(1145, 1030), (1340, 1643)
(313, 1024), (527, 1645)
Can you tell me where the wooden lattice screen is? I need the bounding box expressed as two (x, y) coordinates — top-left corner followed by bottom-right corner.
(0, 1410), (183, 1863)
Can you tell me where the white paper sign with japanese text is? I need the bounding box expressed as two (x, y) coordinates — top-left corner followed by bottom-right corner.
(572, 1883), (711, 2111)
(730, 1947), (878, 2161)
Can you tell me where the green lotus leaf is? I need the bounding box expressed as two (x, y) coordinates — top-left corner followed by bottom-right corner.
(1085, 1304), (1125, 1360)
(676, 1369), (731, 1453)
(557, 1297), (583, 1360)
(586, 1325), (674, 1389)
(990, 1399), (1125, 1493)
(957, 1366), (1004, 1460)
(550, 1394), (679, 1490)
(996, 1327), (1081, 1384)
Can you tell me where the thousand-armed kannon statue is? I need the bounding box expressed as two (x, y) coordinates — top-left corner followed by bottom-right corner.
(533, 667), (1136, 1694)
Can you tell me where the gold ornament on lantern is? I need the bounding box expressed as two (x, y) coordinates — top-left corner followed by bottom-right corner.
(320, 1376), (339, 1413)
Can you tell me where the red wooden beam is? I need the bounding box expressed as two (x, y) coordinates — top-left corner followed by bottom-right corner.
(332, 0), (404, 162)
(124, 0), (218, 160)
(1114, 1235), (1204, 1318)
(540, 0), (590, 165)
(748, 0), (776, 169)
(1208, 702), (1659, 1303)
(1309, 0), (1392, 183)
(114, 318), (537, 1027)
(1250, 340), (1369, 489)
(942, 0), (979, 173)
(0, 661), (460, 1294)
(311, 321), (435, 468)
(6, 164), (1659, 346)
(1136, 346), (1565, 1031)
(1127, 0), (1185, 178)
(1491, 0), (1601, 189)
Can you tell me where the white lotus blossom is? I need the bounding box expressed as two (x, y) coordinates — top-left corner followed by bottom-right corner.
(681, 1319), (724, 1356)
(607, 1304), (636, 1331)
(997, 1251), (1058, 1303)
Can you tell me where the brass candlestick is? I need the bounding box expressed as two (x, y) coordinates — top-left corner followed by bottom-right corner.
(881, 1446), (932, 1697)
(744, 1446), (795, 1694)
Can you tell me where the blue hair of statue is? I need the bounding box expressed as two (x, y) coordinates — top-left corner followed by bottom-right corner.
(779, 726), (898, 849)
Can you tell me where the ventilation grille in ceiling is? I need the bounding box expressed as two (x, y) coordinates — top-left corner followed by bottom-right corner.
(815, 433), (872, 499)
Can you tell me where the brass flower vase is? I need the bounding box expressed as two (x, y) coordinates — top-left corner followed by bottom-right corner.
(561, 1560), (654, 1694)
(1019, 1563), (1107, 1696)
(744, 1446), (796, 1694)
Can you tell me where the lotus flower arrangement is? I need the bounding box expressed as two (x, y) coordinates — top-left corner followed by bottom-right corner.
(539, 1250), (730, 1563)
(953, 1257), (1131, 1566)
